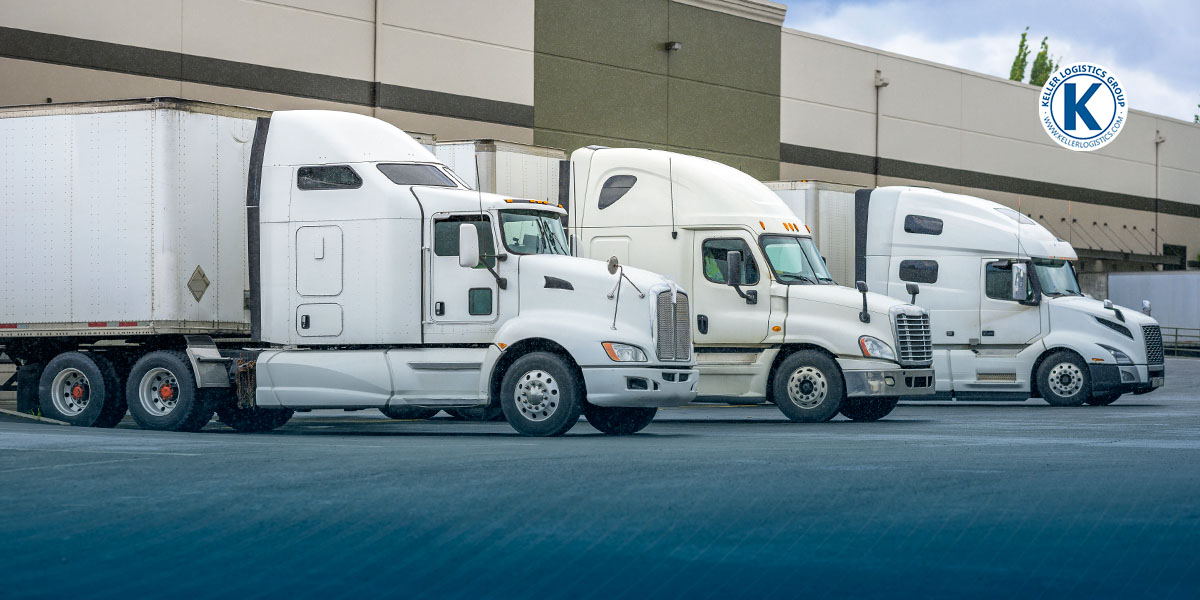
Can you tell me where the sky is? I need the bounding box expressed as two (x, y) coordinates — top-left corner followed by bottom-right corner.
(780, 0), (1200, 123)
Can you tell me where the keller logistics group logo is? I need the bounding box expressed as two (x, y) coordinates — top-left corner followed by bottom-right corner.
(1038, 62), (1128, 152)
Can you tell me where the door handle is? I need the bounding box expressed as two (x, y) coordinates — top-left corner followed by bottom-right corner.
(300, 315), (310, 329)
(434, 302), (445, 317)
(697, 314), (708, 335)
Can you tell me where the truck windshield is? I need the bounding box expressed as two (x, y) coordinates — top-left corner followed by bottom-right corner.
(760, 235), (834, 285)
(499, 210), (569, 255)
(1032, 258), (1081, 296)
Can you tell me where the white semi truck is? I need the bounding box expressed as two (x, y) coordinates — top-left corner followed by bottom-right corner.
(565, 147), (935, 422)
(0, 98), (697, 436)
(773, 183), (1164, 405)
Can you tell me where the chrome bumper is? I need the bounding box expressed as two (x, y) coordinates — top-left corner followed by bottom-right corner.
(843, 367), (935, 398)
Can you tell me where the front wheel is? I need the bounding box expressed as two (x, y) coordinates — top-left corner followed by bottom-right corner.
(583, 405), (657, 435)
(126, 351), (214, 431)
(1085, 392), (1121, 406)
(839, 397), (899, 421)
(1036, 351), (1090, 407)
(770, 350), (844, 423)
(499, 352), (583, 436)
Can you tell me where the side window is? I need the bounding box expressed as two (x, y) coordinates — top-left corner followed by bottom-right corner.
(701, 239), (759, 285)
(298, 165), (362, 190)
(433, 217), (496, 269)
(598, 175), (636, 210)
(985, 261), (1031, 301)
(377, 163), (456, 187)
(899, 260), (938, 284)
(468, 288), (493, 315)
(903, 214), (943, 235)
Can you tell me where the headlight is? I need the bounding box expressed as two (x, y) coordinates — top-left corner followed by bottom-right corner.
(859, 336), (896, 361)
(602, 342), (647, 362)
(1097, 344), (1133, 365)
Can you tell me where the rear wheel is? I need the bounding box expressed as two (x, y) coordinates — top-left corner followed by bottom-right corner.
(839, 397), (899, 421)
(500, 352), (583, 436)
(379, 406), (439, 420)
(126, 351), (214, 431)
(218, 405), (294, 432)
(1085, 392), (1121, 406)
(770, 350), (844, 423)
(1036, 351), (1090, 407)
(37, 352), (122, 427)
(583, 405), (657, 435)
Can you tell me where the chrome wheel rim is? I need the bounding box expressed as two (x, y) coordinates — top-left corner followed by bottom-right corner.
(51, 368), (91, 416)
(138, 367), (181, 417)
(787, 366), (829, 409)
(1048, 362), (1084, 398)
(513, 369), (559, 422)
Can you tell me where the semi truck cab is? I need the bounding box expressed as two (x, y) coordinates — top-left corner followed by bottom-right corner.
(856, 186), (1164, 405)
(567, 147), (934, 422)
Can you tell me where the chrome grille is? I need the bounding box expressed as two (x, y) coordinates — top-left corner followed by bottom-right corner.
(893, 311), (933, 366)
(1143, 324), (1163, 365)
(655, 291), (691, 361)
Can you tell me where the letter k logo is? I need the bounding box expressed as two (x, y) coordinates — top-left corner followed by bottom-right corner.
(1063, 82), (1101, 130)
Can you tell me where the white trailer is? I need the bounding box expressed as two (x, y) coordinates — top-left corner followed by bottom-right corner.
(433, 140), (564, 205)
(769, 183), (1165, 405)
(0, 98), (697, 436)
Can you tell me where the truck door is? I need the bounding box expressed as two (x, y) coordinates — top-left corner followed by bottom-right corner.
(692, 234), (773, 344)
(979, 259), (1042, 345)
(428, 214), (500, 330)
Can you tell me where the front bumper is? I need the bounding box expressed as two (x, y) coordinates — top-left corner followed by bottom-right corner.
(582, 366), (699, 407)
(842, 366), (936, 398)
(1090, 364), (1164, 396)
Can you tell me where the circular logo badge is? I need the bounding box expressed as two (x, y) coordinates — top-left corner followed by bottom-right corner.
(1038, 62), (1128, 151)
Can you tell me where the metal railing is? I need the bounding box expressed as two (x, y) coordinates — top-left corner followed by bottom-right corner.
(1161, 327), (1200, 357)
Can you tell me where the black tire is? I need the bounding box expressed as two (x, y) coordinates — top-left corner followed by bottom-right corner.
(126, 350), (214, 432)
(583, 404), (657, 435)
(1035, 351), (1090, 407)
(770, 350), (844, 423)
(37, 352), (121, 427)
(379, 406), (439, 420)
(218, 405), (294, 432)
(839, 397), (899, 422)
(499, 352), (583, 436)
(1085, 392), (1121, 406)
(449, 404), (506, 421)
(89, 354), (128, 428)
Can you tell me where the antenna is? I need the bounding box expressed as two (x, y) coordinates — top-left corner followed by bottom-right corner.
(669, 157), (677, 239)
(474, 152), (485, 217)
(1016, 195), (1022, 258)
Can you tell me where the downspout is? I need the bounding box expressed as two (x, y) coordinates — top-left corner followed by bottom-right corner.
(1154, 130), (1165, 257)
(373, 0), (381, 117)
(873, 69), (889, 187)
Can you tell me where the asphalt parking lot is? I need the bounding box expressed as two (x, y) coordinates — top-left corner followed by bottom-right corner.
(2, 358), (1198, 599)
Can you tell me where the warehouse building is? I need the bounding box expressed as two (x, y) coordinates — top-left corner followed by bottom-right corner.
(1, 0), (1197, 291)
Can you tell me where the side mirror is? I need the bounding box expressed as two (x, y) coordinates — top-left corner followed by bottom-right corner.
(1142, 300), (1152, 316)
(1103, 299), (1113, 310)
(1011, 262), (1029, 301)
(855, 281), (868, 294)
(855, 281), (870, 323)
(726, 251), (744, 286)
(906, 282), (920, 304)
(457, 223), (480, 268)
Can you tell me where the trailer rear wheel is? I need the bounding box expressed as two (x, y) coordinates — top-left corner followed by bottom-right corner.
(38, 352), (122, 427)
(218, 405), (294, 432)
(771, 350), (844, 423)
(379, 406), (439, 420)
(583, 405), (657, 435)
(126, 351), (214, 432)
(500, 352), (583, 436)
(1036, 351), (1089, 407)
(89, 354), (128, 428)
(839, 397), (899, 421)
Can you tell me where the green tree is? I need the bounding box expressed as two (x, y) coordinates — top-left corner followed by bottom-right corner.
(1009, 27), (1031, 82)
(1029, 36), (1059, 86)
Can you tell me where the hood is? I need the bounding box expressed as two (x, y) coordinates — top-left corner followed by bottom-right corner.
(786, 284), (909, 318)
(516, 254), (678, 295)
(1049, 295), (1158, 327)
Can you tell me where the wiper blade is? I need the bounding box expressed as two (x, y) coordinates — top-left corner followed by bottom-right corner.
(783, 274), (816, 284)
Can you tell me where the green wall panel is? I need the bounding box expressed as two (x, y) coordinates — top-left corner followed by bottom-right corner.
(534, 54), (667, 144)
(668, 78), (779, 161)
(534, 0), (668, 74)
(666, 2), (781, 96)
